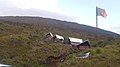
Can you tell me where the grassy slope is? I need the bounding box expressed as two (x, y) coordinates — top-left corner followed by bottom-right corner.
(0, 21), (71, 67)
(0, 16), (120, 67)
(0, 16), (120, 46)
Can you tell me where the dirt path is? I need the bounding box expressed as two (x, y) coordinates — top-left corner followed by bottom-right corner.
(44, 54), (68, 67)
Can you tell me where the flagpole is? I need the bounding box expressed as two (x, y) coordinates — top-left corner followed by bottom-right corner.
(96, 7), (98, 28)
(96, 6), (98, 47)
(95, 6), (107, 47)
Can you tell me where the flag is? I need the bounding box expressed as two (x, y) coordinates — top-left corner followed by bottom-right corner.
(96, 7), (107, 18)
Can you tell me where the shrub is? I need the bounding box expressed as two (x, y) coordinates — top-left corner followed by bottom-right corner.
(96, 48), (103, 54)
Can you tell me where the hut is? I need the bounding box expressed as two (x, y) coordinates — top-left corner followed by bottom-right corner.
(78, 52), (90, 58)
(64, 37), (71, 44)
(77, 40), (91, 50)
(52, 34), (64, 42)
(68, 37), (83, 46)
(45, 32), (54, 40)
(0, 64), (12, 67)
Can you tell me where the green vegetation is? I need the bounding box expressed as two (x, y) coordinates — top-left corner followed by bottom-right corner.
(0, 16), (120, 67)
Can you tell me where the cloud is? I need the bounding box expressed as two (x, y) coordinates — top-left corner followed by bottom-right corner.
(0, 0), (13, 8)
(10, 0), (60, 12)
(0, 7), (77, 22)
(0, 0), (77, 22)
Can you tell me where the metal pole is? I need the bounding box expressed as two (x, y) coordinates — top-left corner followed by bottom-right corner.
(96, 6), (98, 47)
(96, 7), (98, 28)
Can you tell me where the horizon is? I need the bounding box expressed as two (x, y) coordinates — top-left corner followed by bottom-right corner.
(0, 0), (120, 34)
(1, 15), (119, 35)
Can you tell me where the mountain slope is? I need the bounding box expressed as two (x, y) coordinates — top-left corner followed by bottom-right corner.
(0, 16), (120, 67)
(0, 16), (120, 45)
(0, 16), (119, 37)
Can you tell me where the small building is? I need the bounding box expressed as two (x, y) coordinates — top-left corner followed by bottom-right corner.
(77, 40), (91, 50)
(68, 37), (83, 46)
(64, 37), (71, 44)
(52, 34), (64, 42)
(78, 52), (90, 58)
(0, 64), (12, 67)
(45, 32), (54, 40)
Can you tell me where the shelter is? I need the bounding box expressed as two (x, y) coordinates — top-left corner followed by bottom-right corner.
(0, 64), (12, 67)
(45, 32), (54, 40)
(68, 37), (83, 46)
(77, 40), (91, 50)
(64, 37), (71, 44)
(53, 34), (64, 42)
(78, 52), (90, 58)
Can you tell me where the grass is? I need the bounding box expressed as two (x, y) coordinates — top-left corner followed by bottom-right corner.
(0, 18), (120, 67)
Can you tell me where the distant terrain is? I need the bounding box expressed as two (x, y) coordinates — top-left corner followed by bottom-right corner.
(0, 16), (120, 67)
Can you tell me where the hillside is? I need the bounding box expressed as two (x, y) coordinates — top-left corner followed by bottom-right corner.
(0, 16), (120, 67)
(0, 16), (119, 38)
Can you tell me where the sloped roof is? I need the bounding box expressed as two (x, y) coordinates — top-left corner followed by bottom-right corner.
(49, 32), (54, 37)
(77, 40), (91, 48)
(55, 34), (64, 40)
(46, 32), (54, 37)
(68, 37), (83, 43)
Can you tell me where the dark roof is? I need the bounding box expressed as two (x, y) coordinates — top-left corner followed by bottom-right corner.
(77, 40), (91, 47)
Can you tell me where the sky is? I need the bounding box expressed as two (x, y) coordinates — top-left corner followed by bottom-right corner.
(0, 0), (120, 34)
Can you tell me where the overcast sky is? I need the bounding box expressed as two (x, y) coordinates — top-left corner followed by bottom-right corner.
(0, 0), (120, 34)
